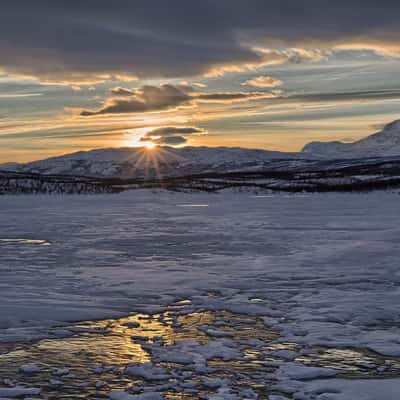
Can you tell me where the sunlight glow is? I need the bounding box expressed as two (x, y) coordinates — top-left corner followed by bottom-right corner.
(144, 141), (156, 149)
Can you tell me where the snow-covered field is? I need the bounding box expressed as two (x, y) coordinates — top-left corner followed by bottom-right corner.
(1, 191), (400, 398)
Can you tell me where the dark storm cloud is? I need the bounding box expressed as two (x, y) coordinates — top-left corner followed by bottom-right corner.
(80, 84), (273, 116)
(2, 1), (400, 83)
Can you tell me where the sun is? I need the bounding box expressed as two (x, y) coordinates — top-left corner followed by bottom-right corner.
(144, 141), (156, 150)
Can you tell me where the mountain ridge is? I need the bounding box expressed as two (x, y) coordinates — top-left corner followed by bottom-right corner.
(302, 119), (400, 158)
(2, 119), (400, 178)
(0, 146), (302, 178)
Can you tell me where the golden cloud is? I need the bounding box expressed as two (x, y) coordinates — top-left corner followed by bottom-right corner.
(242, 76), (283, 88)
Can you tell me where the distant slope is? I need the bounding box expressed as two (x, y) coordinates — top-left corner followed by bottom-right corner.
(0, 146), (301, 178)
(3, 119), (400, 180)
(302, 120), (400, 158)
(3, 157), (400, 194)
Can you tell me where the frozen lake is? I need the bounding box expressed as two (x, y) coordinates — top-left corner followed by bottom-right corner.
(0, 191), (400, 398)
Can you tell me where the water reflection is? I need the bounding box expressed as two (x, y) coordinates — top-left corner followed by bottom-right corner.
(295, 347), (400, 376)
(0, 310), (399, 399)
(0, 311), (273, 399)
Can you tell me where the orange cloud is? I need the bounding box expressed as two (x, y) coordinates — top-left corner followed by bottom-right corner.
(242, 76), (283, 88)
(80, 84), (278, 116)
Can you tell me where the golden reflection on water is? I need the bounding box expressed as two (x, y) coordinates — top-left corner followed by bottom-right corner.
(0, 311), (217, 370)
(1, 310), (400, 399)
(296, 347), (385, 373)
(0, 311), (257, 399)
(37, 313), (178, 365)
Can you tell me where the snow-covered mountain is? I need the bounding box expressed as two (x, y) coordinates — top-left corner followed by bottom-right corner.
(2, 119), (400, 179)
(0, 146), (300, 178)
(302, 119), (400, 158)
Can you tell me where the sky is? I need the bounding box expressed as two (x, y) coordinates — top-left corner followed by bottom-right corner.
(1, 0), (400, 162)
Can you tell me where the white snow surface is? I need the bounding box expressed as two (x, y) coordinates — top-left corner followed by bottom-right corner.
(0, 190), (400, 361)
(109, 390), (163, 400)
(275, 362), (339, 380)
(0, 387), (41, 397)
(274, 378), (400, 400)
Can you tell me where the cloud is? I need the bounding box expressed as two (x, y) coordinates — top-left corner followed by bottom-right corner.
(332, 41), (400, 58)
(203, 49), (291, 78)
(144, 126), (204, 137)
(145, 135), (188, 145)
(195, 92), (275, 102)
(85, 79), (391, 119)
(193, 82), (207, 88)
(286, 89), (400, 103)
(138, 125), (205, 146)
(80, 84), (276, 116)
(111, 87), (136, 96)
(81, 84), (191, 116)
(2, 1), (400, 84)
(242, 76), (283, 88)
(0, 92), (43, 98)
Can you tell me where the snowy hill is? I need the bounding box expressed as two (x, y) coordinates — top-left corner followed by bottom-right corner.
(1, 146), (300, 178)
(3, 119), (400, 180)
(302, 120), (400, 158)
